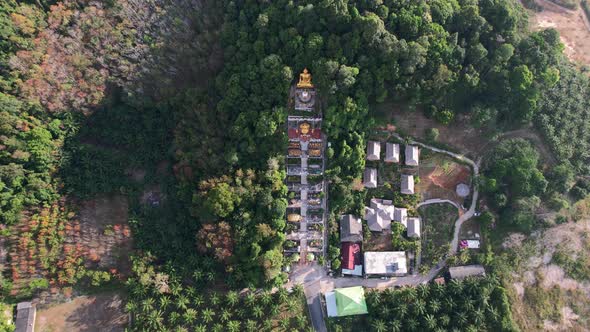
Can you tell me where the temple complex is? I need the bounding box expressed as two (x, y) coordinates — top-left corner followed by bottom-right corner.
(284, 69), (327, 266)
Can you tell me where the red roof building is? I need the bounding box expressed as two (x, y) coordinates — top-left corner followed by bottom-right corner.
(341, 242), (361, 270)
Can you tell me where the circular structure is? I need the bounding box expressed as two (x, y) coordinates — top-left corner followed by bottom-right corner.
(298, 90), (312, 103)
(456, 183), (470, 197)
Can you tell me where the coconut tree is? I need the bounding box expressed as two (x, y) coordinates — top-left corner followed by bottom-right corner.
(183, 308), (198, 325)
(221, 309), (232, 322)
(253, 305), (264, 319)
(202, 308), (215, 324)
(261, 290), (273, 306)
(210, 293), (220, 306)
(193, 294), (204, 307)
(429, 299), (441, 313)
(371, 319), (387, 332)
(159, 295), (171, 310)
(227, 320), (241, 332)
(245, 319), (258, 332)
(277, 287), (289, 304)
(245, 292), (257, 306)
(168, 312), (181, 326)
(425, 313), (437, 330)
(176, 295), (189, 311)
(226, 290), (239, 307)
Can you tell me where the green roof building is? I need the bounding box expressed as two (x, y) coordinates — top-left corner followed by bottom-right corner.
(325, 286), (368, 317)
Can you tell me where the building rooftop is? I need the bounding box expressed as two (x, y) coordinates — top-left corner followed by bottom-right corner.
(401, 174), (414, 195)
(15, 302), (35, 332)
(405, 145), (419, 166)
(364, 251), (408, 276)
(384, 142), (400, 163)
(407, 217), (421, 238)
(340, 215), (363, 242)
(364, 168), (377, 188)
(366, 141), (381, 161)
(325, 287), (368, 317)
(364, 199), (395, 232)
(341, 242), (362, 272)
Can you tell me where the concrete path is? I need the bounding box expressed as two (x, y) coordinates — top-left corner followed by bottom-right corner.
(417, 199), (462, 210)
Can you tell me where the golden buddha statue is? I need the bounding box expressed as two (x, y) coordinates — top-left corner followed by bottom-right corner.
(299, 122), (311, 135)
(297, 68), (314, 88)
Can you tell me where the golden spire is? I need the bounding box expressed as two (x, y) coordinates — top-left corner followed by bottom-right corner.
(297, 68), (314, 88)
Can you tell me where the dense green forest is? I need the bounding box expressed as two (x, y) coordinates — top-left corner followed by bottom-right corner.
(2, 0), (590, 330)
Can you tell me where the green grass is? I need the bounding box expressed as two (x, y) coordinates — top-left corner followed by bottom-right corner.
(418, 203), (458, 270)
(552, 246), (590, 281)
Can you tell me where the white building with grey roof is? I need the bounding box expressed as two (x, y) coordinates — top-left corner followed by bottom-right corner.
(363, 168), (377, 188)
(406, 217), (421, 238)
(384, 142), (400, 163)
(364, 251), (408, 276)
(405, 145), (419, 166)
(366, 141), (381, 161)
(401, 174), (414, 195)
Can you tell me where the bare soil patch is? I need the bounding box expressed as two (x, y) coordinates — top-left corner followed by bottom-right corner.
(78, 195), (132, 276)
(416, 152), (471, 203)
(35, 293), (127, 332)
(364, 232), (393, 252)
(531, 0), (590, 67)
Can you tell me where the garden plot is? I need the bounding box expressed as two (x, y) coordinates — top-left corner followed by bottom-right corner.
(418, 204), (458, 272)
(416, 151), (471, 204)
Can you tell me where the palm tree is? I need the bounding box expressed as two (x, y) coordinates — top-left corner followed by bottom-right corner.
(124, 300), (137, 314)
(227, 320), (241, 332)
(279, 318), (290, 330)
(253, 305), (264, 319)
(277, 287), (289, 304)
(141, 298), (154, 313)
(221, 309), (232, 322)
(412, 299), (426, 316)
(390, 320), (402, 332)
(174, 327), (188, 332)
(206, 271), (215, 282)
(193, 270), (203, 282)
(371, 319), (387, 332)
(245, 319), (258, 332)
(168, 312), (181, 326)
(202, 308), (215, 324)
(176, 295), (189, 311)
(170, 282), (183, 297)
(439, 314), (451, 327)
(425, 314), (437, 330)
(159, 295), (170, 310)
(212, 323), (224, 332)
(183, 308), (198, 325)
(226, 290), (239, 307)
(287, 298), (298, 311)
(400, 287), (417, 302)
(261, 290), (273, 306)
(270, 304), (280, 316)
(407, 318), (419, 332)
(210, 293), (220, 306)
(193, 294), (204, 307)
(245, 292), (257, 306)
(456, 311), (468, 326)
(473, 308), (485, 326)
(395, 303), (408, 318)
(416, 284), (429, 298)
(429, 299), (441, 313)
(185, 286), (196, 298)
(296, 315), (307, 329)
(146, 309), (164, 330)
(194, 325), (207, 332)
(292, 284), (304, 296)
(262, 318), (273, 331)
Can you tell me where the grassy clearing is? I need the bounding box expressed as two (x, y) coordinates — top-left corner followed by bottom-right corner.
(418, 203), (458, 272)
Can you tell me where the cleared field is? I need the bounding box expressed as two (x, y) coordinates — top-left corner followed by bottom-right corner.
(35, 293), (127, 332)
(531, 0), (590, 67)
